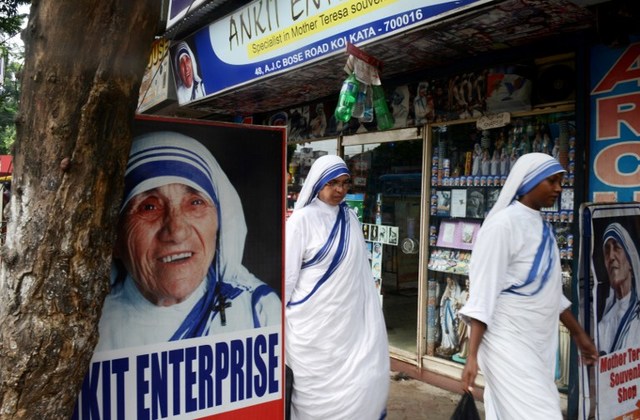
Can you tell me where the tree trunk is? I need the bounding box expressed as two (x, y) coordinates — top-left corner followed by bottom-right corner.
(0, 0), (160, 417)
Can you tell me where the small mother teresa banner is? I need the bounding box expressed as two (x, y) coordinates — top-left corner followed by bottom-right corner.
(74, 116), (286, 419)
(580, 203), (640, 420)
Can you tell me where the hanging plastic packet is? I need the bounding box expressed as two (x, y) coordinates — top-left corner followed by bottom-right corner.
(361, 84), (374, 123)
(372, 84), (394, 130)
(338, 44), (383, 125)
(334, 73), (360, 123)
(352, 82), (366, 119)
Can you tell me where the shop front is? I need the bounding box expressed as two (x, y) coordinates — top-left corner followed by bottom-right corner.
(142, 0), (640, 417)
(283, 101), (582, 384)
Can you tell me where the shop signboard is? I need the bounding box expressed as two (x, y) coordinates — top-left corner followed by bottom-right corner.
(169, 0), (488, 105)
(580, 203), (640, 420)
(589, 40), (640, 202)
(74, 116), (286, 419)
(137, 39), (177, 113)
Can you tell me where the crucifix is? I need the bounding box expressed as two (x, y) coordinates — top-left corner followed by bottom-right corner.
(214, 294), (232, 326)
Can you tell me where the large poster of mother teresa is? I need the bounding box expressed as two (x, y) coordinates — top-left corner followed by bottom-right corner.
(583, 203), (640, 420)
(74, 116), (285, 419)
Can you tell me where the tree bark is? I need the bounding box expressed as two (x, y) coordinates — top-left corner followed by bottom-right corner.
(0, 0), (160, 417)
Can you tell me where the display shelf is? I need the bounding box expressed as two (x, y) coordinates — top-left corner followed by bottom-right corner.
(427, 107), (577, 268)
(427, 247), (471, 275)
(424, 106), (579, 365)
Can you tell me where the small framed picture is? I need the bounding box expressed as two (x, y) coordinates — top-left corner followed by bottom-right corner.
(466, 188), (485, 218)
(436, 190), (451, 216)
(436, 220), (457, 248)
(485, 188), (500, 214)
(560, 188), (574, 211)
(377, 226), (388, 244)
(372, 242), (383, 259)
(450, 189), (467, 218)
(457, 221), (481, 250)
(370, 225), (379, 242)
(388, 226), (399, 246)
(362, 223), (370, 241)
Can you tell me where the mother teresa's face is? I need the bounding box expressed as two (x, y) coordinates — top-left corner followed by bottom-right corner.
(179, 54), (194, 88)
(604, 237), (632, 298)
(115, 183), (218, 306)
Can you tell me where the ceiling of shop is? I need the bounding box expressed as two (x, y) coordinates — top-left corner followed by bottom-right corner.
(159, 0), (638, 121)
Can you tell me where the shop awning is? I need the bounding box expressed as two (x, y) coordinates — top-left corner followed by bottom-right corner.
(155, 0), (631, 120)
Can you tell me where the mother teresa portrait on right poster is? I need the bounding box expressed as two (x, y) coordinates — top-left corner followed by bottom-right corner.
(586, 203), (640, 420)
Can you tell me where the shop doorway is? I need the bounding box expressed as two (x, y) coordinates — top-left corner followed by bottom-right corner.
(343, 129), (424, 359)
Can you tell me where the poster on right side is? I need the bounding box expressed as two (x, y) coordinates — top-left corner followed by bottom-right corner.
(584, 203), (640, 419)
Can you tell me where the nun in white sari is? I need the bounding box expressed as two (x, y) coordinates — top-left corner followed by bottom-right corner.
(285, 155), (389, 420)
(459, 153), (597, 419)
(97, 132), (281, 351)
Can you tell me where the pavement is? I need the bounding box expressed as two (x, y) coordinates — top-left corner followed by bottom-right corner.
(387, 371), (486, 420)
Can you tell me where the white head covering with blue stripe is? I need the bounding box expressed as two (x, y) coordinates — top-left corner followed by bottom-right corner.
(485, 153), (565, 297)
(486, 152), (565, 222)
(294, 154), (350, 210)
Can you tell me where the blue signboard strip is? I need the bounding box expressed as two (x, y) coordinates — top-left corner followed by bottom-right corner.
(175, 1), (486, 101)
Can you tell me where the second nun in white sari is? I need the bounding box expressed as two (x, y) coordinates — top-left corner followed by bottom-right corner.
(285, 155), (389, 420)
(459, 152), (598, 419)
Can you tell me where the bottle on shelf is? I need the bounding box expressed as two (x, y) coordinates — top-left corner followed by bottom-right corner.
(334, 73), (360, 123)
(372, 84), (394, 130)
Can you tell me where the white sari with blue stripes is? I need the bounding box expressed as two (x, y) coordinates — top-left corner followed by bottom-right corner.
(285, 198), (389, 420)
(460, 201), (570, 419)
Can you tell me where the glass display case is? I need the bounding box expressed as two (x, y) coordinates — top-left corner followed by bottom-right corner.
(343, 138), (423, 355)
(425, 106), (577, 390)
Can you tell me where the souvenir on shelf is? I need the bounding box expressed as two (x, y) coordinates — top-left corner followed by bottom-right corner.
(426, 75), (577, 380)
